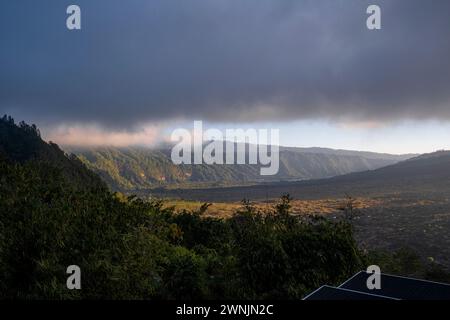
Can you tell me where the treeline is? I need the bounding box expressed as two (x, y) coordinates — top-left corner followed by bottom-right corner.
(0, 115), (105, 190)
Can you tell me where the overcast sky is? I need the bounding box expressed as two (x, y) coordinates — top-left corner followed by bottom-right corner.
(1, 0), (450, 153)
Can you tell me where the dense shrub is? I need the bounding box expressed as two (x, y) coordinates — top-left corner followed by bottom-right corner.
(366, 248), (450, 284)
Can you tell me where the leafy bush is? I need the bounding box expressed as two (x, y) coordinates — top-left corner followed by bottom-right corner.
(366, 248), (450, 283)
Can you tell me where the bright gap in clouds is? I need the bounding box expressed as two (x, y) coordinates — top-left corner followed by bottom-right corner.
(44, 124), (163, 147)
(278, 120), (450, 155)
(42, 119), (450, 155)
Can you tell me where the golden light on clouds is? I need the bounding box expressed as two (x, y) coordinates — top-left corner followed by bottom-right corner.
(44, 124), (162, 147)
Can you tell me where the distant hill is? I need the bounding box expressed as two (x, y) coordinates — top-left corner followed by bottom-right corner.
(154, 150), (450, 202)
(0, 115), (105, 190)
(65, 145), (414, 191)
(280, 146), (416, 161)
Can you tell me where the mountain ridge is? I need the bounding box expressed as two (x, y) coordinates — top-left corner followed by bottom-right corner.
(0, 115), (106, 190)
(64, 144), (415, 191)
(151, 150), (450, 202)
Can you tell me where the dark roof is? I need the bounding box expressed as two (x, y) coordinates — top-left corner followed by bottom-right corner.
(340, 271), (450, 300)
(304, 271), (450, 300)
(303, 285), (397, 300)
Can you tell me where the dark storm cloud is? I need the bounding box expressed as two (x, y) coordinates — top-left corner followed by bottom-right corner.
(1, 0), (450, 128)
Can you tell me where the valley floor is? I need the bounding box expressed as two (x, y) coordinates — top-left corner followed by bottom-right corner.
(353, 195), (450, 269)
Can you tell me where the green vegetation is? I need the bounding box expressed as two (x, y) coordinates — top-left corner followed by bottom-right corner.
(1, 116), (448, 299)
(367, 248), (450, 284)
(0, 157), (364, 299)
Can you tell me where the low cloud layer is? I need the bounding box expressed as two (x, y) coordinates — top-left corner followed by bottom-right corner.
(1, 0), (450, 129)
(46, 124), (161, 147)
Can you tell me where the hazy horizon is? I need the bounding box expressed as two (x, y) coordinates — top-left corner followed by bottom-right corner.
(36, 119), (448, 155)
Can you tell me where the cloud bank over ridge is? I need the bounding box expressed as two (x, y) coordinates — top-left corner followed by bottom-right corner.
(1, 0), (450, 130)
